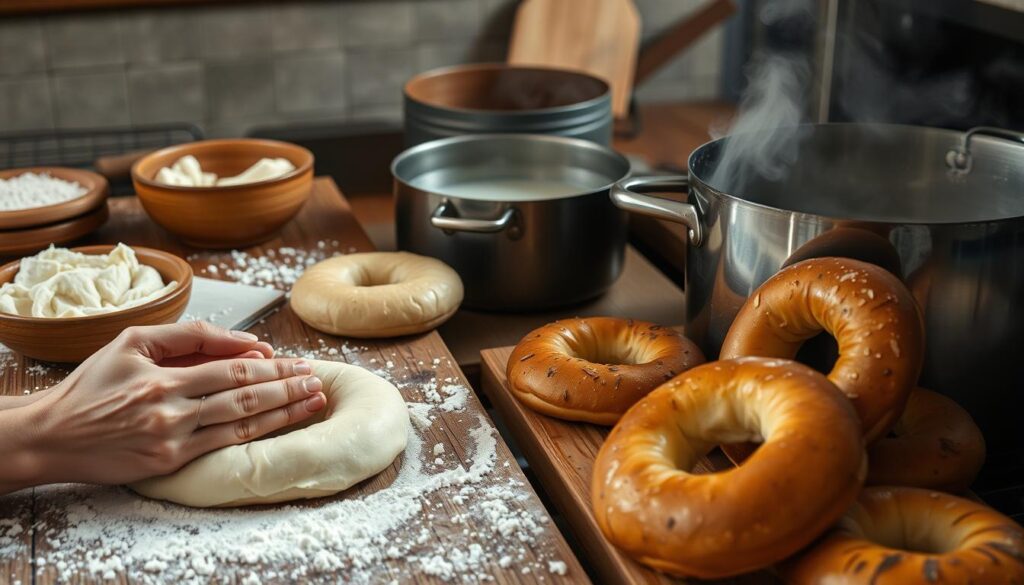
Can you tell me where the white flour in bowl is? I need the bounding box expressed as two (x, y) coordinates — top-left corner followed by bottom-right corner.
(0, 172), (87, 211)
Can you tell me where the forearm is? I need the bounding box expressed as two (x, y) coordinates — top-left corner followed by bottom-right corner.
(0, 389), (50, 411)
(0, 405), (46, 495)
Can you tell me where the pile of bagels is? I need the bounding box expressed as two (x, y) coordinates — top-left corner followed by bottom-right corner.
(507, 257), (1023, 584)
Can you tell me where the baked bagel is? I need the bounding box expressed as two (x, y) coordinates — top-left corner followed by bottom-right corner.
(290, 251), (463, 338)
(867, 388), (986, 493)
(592, 357), (866, 578)
(721, 257), (924, 442)
(782, 487), (1024, 585)
(507, 317), (704, 424)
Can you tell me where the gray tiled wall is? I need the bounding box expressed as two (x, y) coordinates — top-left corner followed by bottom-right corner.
(0, 0), (723, 137)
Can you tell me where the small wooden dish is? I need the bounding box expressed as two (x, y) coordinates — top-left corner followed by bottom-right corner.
(131, 139), (314, 248)
(0, 167), (109, 230)
(0, 202), (109, 256)
(0, 245), (193, 363)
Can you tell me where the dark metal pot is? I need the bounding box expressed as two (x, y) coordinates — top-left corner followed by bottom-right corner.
(403, 64), (613, 147)
(612, 124), (1024, 449)
(394, 134), (631, 310)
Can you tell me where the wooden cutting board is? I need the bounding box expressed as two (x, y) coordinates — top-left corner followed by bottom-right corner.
(508, 0), (640, 118)
(480, 345), (780, 585)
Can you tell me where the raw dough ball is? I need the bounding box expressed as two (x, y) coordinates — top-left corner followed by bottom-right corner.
(290, 251), (463, 338)
(130, 360), (409, 507)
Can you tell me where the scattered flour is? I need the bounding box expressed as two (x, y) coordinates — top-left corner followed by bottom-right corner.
(188, 242), (354, 292)
(9, 363), (566, 583)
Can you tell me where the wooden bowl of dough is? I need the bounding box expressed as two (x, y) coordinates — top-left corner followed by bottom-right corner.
(0, 245), (193, 363)
(131, 139), (314, 248)
(0, 167), (109, 230)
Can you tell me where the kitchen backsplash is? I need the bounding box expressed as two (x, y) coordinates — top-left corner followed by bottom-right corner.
(0, 0), (723, 137)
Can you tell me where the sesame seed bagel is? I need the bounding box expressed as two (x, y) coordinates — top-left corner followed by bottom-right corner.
(507, 317), (704, 425)
(592, 357), (866, 579)
(781, 487), (1024, 585)
(721, 257), (924, 442)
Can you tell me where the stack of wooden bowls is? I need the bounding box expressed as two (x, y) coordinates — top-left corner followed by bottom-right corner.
(0, 167), (110, 257)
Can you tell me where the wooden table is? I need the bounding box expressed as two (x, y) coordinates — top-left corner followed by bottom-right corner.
(0, 179), (588, 584)
(439, 246), (686, 387)
(480, 345), (778, 585)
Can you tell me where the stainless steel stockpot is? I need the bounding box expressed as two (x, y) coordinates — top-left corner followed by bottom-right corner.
(612, 124), (1024, 448)
(403, 64), (613, 147)
(393, 134), (631, 310)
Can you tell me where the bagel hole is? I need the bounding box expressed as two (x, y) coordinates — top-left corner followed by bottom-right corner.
(794, 332), (839, 374)
(860, 523), (956, 556)
(566, 339), (646, 365)
(358, 274), (397, 287)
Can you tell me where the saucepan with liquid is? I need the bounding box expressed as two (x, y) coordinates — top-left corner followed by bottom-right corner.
(610, 123), (1024, 448)
(392, 134), (630, 310)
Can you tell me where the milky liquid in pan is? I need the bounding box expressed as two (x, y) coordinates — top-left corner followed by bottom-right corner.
(410, 167), (613, 202)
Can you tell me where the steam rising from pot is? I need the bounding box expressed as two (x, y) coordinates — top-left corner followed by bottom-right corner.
(708, 54), (810, 192)
(707, 0), (814, 193)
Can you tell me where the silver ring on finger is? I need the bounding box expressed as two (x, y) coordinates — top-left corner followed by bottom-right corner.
(195, 395), (207, 430)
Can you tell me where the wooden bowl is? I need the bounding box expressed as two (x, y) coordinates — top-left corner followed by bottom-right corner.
(131, 139), (314, 248)
(0, 245), (193, 363)
(0, 202), (109, 256)
(0, 167), (109, 230)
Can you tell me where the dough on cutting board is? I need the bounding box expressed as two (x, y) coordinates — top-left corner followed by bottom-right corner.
(0, 243), (177, 318)
(130, 360), (409, 507)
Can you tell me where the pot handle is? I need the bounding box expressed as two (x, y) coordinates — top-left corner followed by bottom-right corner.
(610, 175), (704, 247)
(430, 199), (520, 238)
(946, 126), (1024, 173)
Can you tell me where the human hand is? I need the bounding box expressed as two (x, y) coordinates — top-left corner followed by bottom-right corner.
(8, 321), (325, 488)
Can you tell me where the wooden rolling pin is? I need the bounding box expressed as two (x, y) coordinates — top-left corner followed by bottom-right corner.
(93, 149), (151, 181)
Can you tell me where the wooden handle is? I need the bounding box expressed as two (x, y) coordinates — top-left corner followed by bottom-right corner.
(634, 0), (736, 85)
(94, 149), (151, 181)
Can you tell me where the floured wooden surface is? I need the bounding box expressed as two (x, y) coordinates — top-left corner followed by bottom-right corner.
(0, 180), (587, 584)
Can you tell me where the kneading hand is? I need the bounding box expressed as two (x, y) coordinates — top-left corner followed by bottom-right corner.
(1, 321), (325, 492)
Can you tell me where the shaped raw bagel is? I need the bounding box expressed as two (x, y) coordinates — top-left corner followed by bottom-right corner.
(130, 360), (409, 507)
(721, 257), (924, 442)
(290, 251), (463, 338)
(782, 487), (1024, 585)
(592, 357), (866, 578)
(866, 388), (986, 493)
(507, 317), (704, 424)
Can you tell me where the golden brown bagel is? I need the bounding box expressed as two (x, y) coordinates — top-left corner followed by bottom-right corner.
(867, 388), (986, 493)
(721, 257), (924, 442)
(507, 317), (704, 425)
(592, 357), (866, 578)
(782, 487), (1024, 585)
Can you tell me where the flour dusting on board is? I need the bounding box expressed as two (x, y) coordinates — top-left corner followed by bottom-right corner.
(188, 241), (354, 291)
(11, 359), (566, 583)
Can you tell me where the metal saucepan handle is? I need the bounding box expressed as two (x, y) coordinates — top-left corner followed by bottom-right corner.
(430, 199), (520, 238)
(609, 175), (704, 247)
(946, 126), (1024, 173)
